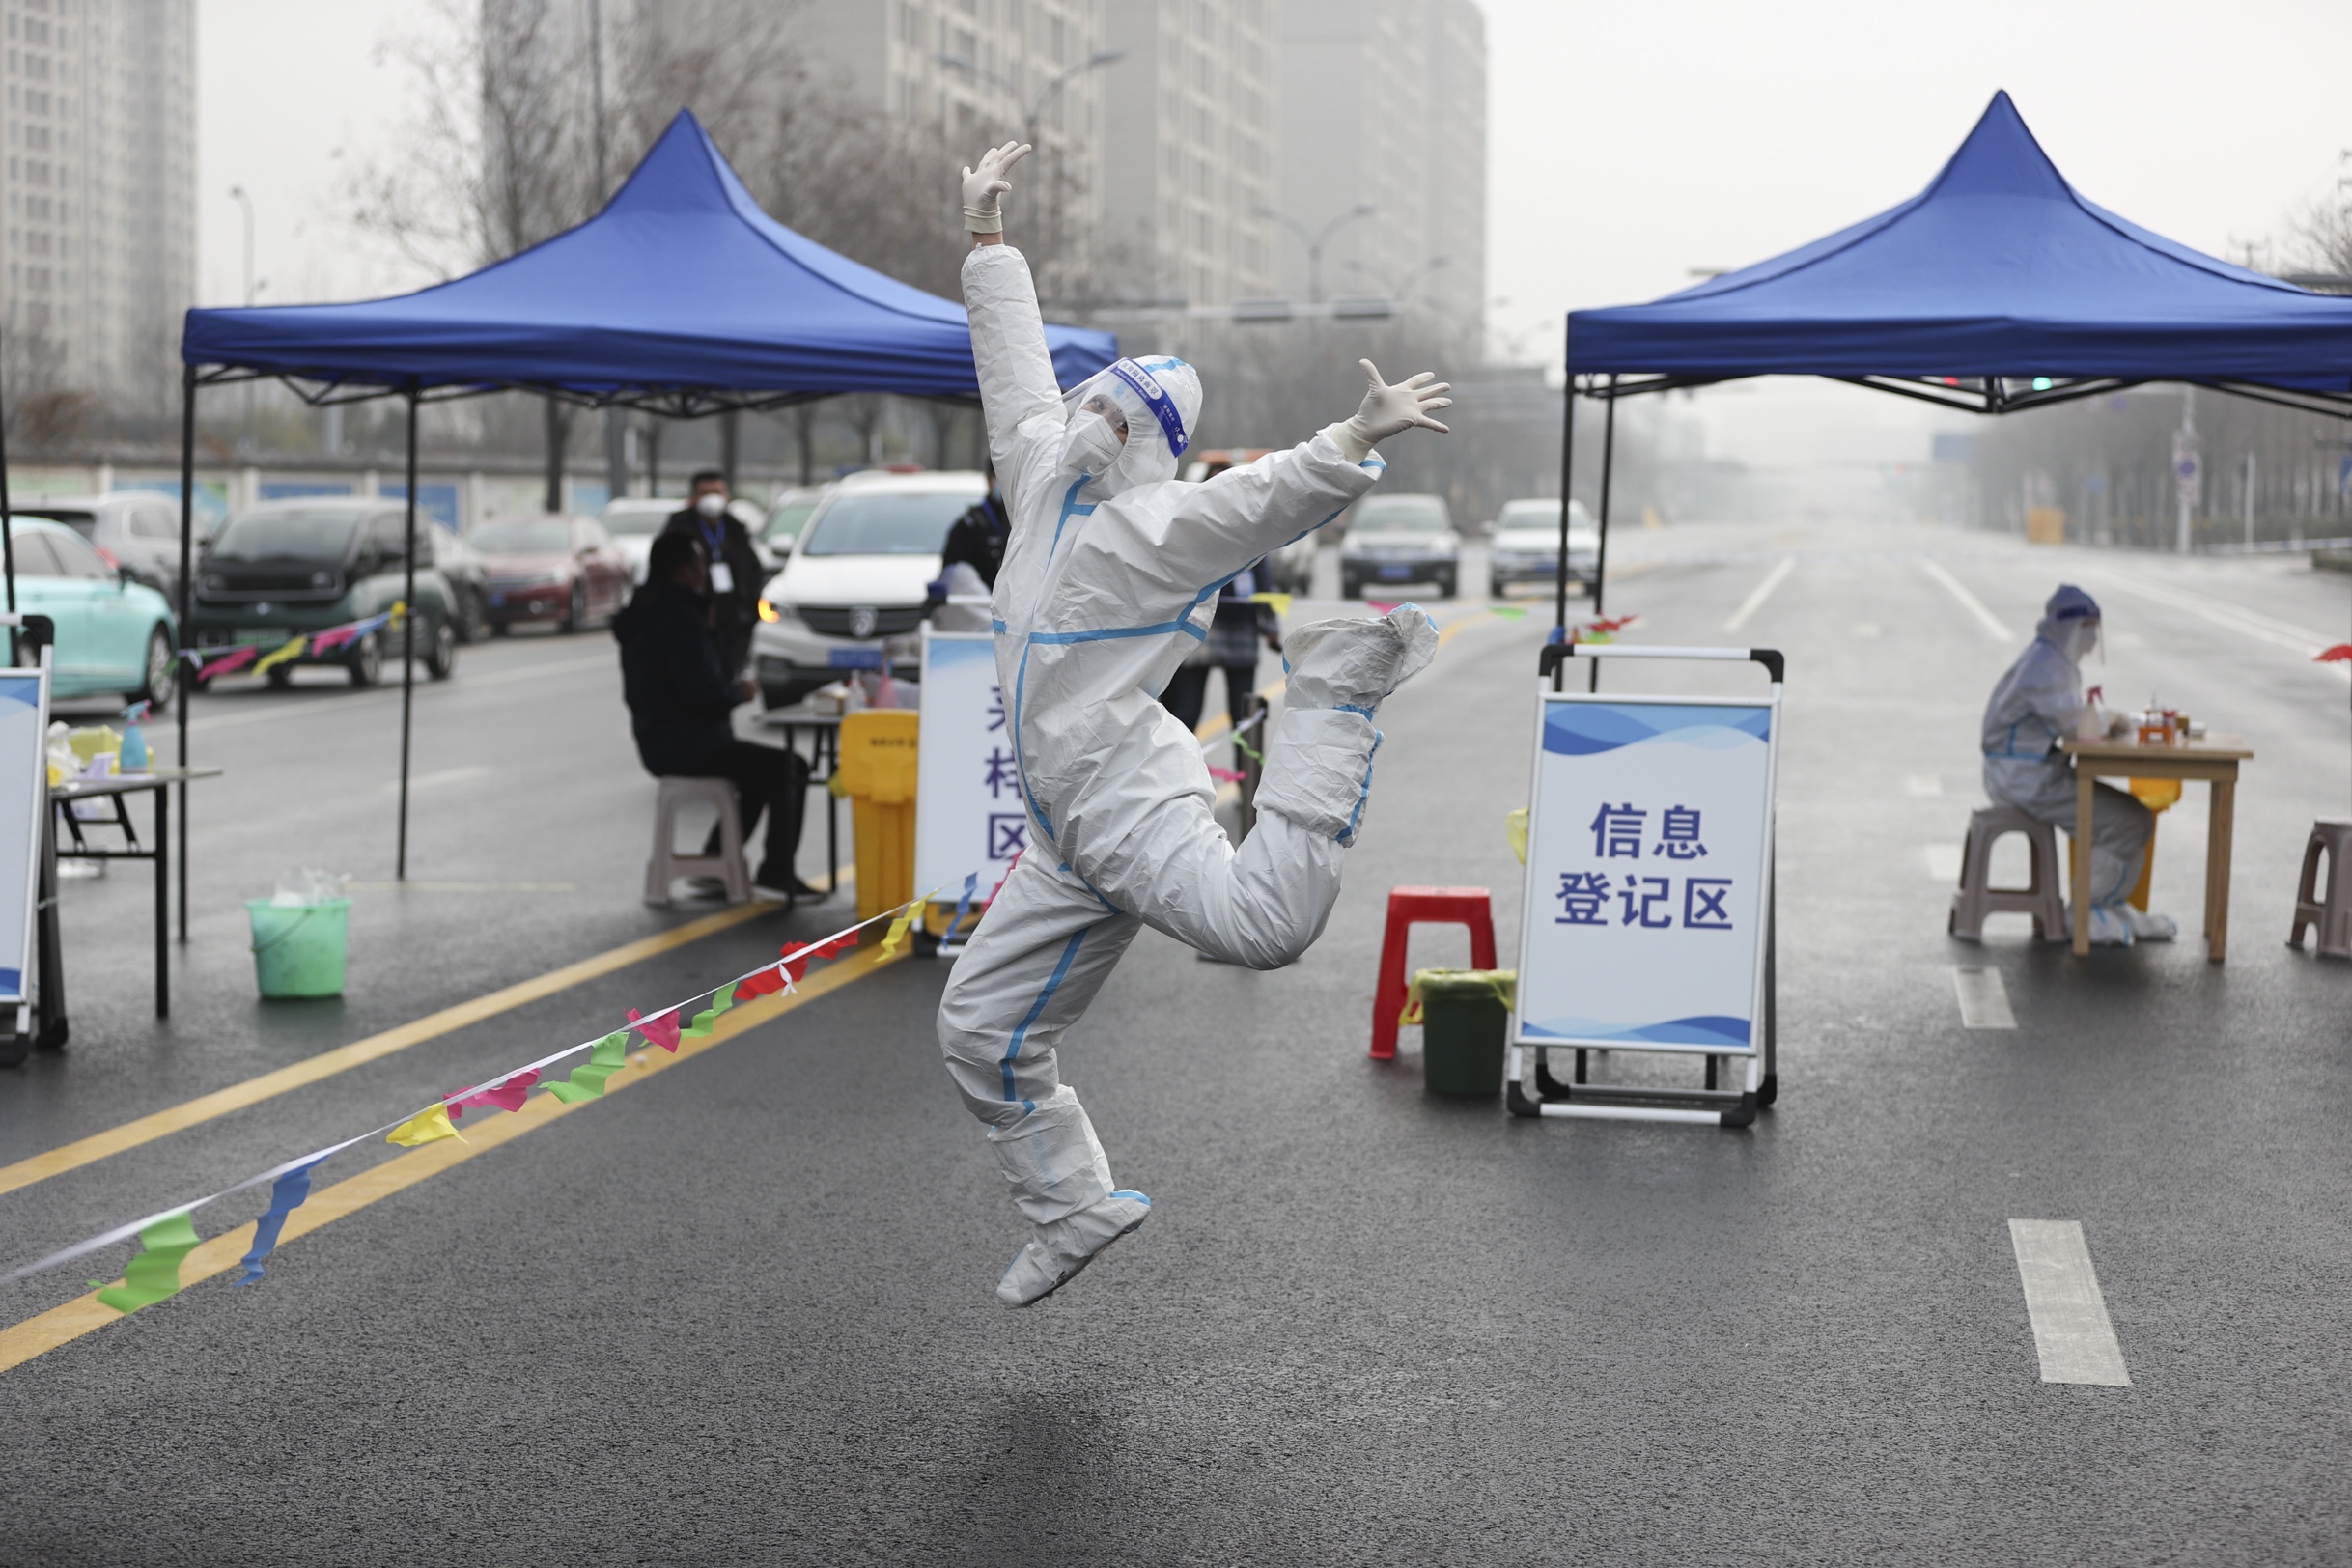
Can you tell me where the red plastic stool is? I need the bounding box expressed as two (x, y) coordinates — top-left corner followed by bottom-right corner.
(1370, 886), (1498, 1060)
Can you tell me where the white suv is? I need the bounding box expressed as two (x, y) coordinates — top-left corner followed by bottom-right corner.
(752, 470), (987, 708)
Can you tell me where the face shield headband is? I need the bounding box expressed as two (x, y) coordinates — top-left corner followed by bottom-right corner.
(1103, 358), (1190, 459)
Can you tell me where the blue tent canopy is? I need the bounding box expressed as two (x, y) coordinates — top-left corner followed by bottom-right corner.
(1566, 91), (2352, 415)
(181, 109), (1117, 411)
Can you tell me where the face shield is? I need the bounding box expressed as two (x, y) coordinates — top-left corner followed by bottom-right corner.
(1058, 356), (1202, 497)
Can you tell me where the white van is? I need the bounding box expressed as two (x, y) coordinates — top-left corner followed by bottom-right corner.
(751, 470), (987, 707)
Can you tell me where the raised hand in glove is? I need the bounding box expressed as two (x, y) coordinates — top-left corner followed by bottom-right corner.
(1327, 360), (1451, 462)
(962, 140), (1032, 235)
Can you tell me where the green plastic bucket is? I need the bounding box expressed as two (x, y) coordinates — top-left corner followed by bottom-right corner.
(1414, 968), (1515, 1097)
(246, 898), (350, 998)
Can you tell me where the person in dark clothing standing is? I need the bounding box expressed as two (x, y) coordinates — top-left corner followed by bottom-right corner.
(923, 464), (1010, 631)
(658, 469), (766, 678)
(615, 532), (815, 902)
(939, 463), (1010, 589)
(1158, 560), (1281, 733)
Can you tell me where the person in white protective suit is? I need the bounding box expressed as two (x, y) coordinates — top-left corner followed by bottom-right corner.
(1980, 583), (2176, 947)
(942, 141), (1451, 1306)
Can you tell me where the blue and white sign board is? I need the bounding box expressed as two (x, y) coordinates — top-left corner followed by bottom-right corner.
(1514, 693), (1778, 1056)
(915, 629), (1025, 901)
(0, 668), (49, 1005)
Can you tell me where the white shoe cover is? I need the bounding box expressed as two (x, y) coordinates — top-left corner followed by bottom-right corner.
(2086, 904), (2134, 947)
(2124, 907), (2178, 941)
(995, 1190), (1152, 1307)
(1282, 604), (1438, 715)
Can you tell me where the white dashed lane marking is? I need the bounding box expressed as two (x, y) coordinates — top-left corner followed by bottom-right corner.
(1924, 844), (1962, 882)
(1919, 559), (2011, 641)
(2008, 1219), (2131, 1386)
(1951, 966), (2015, 1029)
(1722, 556), (1796, 632)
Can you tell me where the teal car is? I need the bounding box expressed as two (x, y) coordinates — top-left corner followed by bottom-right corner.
(0, 518), (179, 708)
(190, 499), (459, 687)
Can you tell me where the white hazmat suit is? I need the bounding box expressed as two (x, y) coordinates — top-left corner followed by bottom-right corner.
(1979, 583), (2172, 946)
(942, 143), (1447, 1305)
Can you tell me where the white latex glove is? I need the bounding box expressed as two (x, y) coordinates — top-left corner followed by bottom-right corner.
(961, 140), (1032, 234)
(1329, 359), (1452, 461)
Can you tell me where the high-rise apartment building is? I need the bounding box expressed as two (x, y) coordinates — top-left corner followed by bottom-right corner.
(1275, 0), (1484, 344)
(1098, 1), (1276, 308)
(2, 0), (192, 418)
(790, 0), (1107, 252)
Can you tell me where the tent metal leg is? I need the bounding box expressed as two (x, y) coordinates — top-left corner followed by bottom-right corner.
(1589, 377), (1617, 694)
(176, 366), (196, 941)
(398, 388), (418, 881)
(1553, 370), (1577, 639)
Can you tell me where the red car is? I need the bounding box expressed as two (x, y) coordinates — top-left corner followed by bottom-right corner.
(474, 516), (631, 633)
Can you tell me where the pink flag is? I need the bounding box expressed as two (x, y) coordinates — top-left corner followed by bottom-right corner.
(629, 1008), (682, 1053)
(445, 1069), (539, 1120)
(1207, 766), (1246, 784)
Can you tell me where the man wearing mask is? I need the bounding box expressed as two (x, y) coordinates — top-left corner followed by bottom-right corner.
(659, 470), (765, 678)
(614, 532), (814, 903)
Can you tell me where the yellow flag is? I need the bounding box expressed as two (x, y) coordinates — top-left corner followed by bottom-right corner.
(1504, 807), (1528, 866)
(385, 1103), (461, 1147)
(251, 635), (307, 677)
(1247, 592), (1293, 618)
(877, 901), (924, 958)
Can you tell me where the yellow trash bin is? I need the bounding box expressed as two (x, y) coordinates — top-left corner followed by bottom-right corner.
(837, 710), (920, 929)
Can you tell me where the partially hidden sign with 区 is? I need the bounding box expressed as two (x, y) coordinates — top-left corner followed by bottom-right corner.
(1514, 694), (1778, 1054)
(914, 629), (1026, 898)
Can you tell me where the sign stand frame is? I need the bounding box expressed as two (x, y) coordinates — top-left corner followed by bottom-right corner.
(1507, 641), (1782, 1129)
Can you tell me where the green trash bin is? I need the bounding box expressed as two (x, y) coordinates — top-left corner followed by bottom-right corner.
(246, 898), (351, 999)
(1411, 968), (1516, 1097)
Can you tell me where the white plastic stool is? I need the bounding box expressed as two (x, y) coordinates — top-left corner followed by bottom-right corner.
(2289, 818), (2352, 958)
(1949, 804), (2067, 942)
(644, 776), (750, 908)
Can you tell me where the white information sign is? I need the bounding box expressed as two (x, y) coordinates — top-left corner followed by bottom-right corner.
(1514, 692), (1777, 1055)
(0, 668), (49, 1004)
(915, 629), (1025, 904)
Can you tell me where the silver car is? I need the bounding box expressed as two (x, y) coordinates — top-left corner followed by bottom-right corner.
(1487, 498), (1600, 598)
(752, 471), (986, 708)
(1339, 493), (1461, 600)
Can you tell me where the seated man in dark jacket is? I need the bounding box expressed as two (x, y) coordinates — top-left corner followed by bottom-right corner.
(615, 532), (814, 902)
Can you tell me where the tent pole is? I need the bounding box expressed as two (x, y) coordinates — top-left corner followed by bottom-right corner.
(720, 407), (740, 494)
(175, 366), (195, 941)
(0, 322), (14, 657)
(398, 387), (418, 881)
(1553, 366), (1577, 636)
(1589, 376), (1617, 693)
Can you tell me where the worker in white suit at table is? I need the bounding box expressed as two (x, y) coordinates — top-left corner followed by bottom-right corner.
(1980, 582), (2176, 947)
(941, 140), (1451, 1306)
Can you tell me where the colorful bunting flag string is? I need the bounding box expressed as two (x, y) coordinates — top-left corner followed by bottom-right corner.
(942, 872), (979, 944)
(94, 1213), (202, 1315)
(0, 884), (948, 1314)
(182, 605), (405, 684)
(234, 1156), (330, 1286)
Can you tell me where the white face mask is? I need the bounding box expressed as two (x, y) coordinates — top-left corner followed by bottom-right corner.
(1060, 410), (1125, 476)
(694, 492), (727, 518)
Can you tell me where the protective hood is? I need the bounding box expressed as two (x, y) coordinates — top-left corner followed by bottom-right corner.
(2034, 582), (2101, 662)
(1060, 355), (1202, 498)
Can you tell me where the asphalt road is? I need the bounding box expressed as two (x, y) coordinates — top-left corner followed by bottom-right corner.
(2, 525), (2350, 1565)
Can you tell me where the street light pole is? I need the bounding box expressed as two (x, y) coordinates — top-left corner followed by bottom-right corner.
(938, 48), (1125, 148)
(938, 47), (1123, 266)
(229, 185), (257, 449)
(1256, 203), (1376, 303)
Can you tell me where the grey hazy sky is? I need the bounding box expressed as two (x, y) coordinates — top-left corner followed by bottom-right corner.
(197, 1), (2352, 460)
